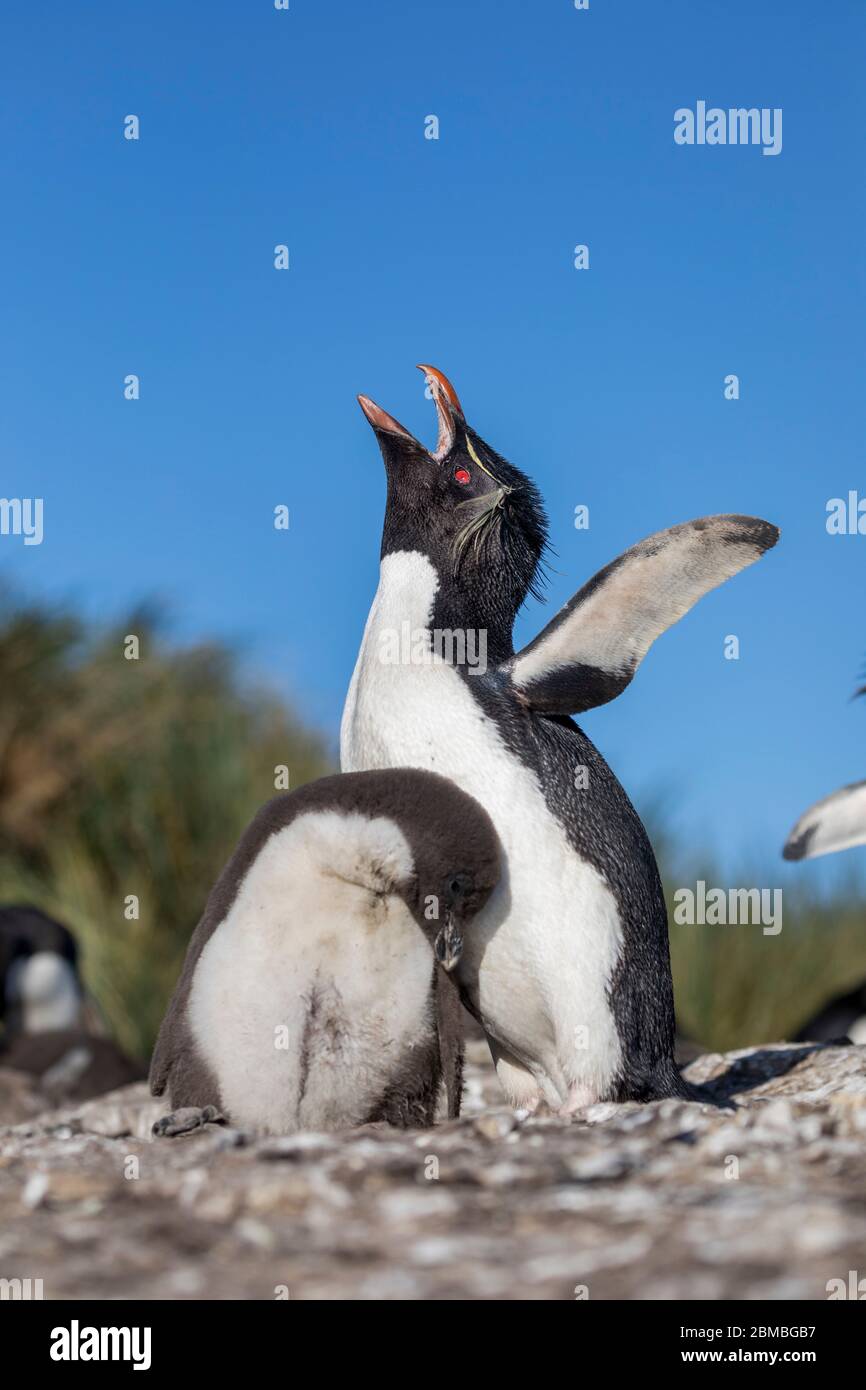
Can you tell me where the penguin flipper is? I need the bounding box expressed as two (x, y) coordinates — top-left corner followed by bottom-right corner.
(148, 1003), (178, 1098)
(506, 515), (778, 715)
(783, 780), (866, 861)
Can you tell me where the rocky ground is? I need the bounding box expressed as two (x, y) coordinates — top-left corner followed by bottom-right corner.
(1, 1041), (865, 1300)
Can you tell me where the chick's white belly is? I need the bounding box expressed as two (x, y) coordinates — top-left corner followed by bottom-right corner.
(188, 885), (434, 1134)
(341, 655), (625, 1104)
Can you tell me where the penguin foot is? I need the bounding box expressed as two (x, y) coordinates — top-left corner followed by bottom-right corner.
(152, 1104), (225, 1138)
(522, 1098), (556, 1119)
(557, 1083), (598, 1118)
(489, 1040), (544, 1113)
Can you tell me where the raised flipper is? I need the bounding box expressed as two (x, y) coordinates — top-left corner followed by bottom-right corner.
(783, 781), (866, 861)
(507, 515), (778, 715)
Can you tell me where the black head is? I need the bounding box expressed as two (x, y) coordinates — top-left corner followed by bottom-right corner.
(358, 366), (549, 648)
(0, 905), (78, 978)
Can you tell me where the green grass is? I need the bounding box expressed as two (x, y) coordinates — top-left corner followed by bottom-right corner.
(670, 893), (866, 1050)
(665, 857), (866, 1050)
(0, 595), (332, 1060)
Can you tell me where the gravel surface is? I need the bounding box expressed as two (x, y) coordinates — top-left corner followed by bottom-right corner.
(1, 1040), (864, 1300)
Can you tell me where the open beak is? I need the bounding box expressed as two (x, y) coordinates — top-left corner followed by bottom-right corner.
(357, 394), (416, 441)
(416, 364), (464, 459)
(356, 365), (465, 461)
(434, 912), (463, 972)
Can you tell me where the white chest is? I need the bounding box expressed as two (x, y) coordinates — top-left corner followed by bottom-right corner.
(340, 551), (624, 1102)
(6, 953), (81, 1033)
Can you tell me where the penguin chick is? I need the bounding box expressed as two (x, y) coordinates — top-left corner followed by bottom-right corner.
(0, 904), (143, 1101)
(150, 769), (500, 1136)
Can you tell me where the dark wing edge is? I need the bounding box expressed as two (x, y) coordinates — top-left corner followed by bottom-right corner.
(782, 780), (866, 861)
(507, 515), (779, 715)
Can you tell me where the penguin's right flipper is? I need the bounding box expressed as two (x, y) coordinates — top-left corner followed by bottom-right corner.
(783, 780), (866, 861)
(149, 984), (223, 1114)
(507, 515), (779, 715)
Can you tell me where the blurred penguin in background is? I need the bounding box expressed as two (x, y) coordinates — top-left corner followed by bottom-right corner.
(783, 678), (866, 1045)
(0, 904), (143, 1101)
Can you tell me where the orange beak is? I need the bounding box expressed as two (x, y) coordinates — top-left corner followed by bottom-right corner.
(417, 364), (464, 457)
(356, 394), (415, 440)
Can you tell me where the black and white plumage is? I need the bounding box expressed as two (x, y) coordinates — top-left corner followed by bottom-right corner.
(0, 904), (142, 1101)
(342, 366), (779, 1110)
(150, 769), (500, 1135)
(0, 905), (80, 1037)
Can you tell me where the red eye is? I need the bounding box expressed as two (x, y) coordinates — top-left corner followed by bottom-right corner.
(454, 467), (471, 486)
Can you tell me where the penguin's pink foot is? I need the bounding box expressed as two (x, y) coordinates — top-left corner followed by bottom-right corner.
(523, 1097), (560, 1118)
(557, 1083), (598, 1118)
(152, 1104), (224, 1138)
(516, 1093), (545, 1116)
(489, 1040), (543, 1112)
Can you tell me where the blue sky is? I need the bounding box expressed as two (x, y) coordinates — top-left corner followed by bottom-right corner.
(1, 1), (863, 886)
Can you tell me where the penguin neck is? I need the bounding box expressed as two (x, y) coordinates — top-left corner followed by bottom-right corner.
(429, 588), (515, 668)
(374, 550), (516, 671)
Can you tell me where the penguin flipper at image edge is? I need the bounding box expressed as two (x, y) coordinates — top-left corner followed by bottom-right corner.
(507, 515), (779, 716)
(782, 780), (866, 861)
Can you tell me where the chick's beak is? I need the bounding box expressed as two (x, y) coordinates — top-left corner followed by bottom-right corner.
(434, 912), (463, 972)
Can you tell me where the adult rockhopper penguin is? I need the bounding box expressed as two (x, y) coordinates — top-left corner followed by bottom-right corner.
(150, 769), (500, 1135)
(342, 365), (779, 1112)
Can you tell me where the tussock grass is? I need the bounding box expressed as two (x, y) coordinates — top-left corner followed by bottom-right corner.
(665, 861), (866, 1051)
(0, 594), (332, 1060)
